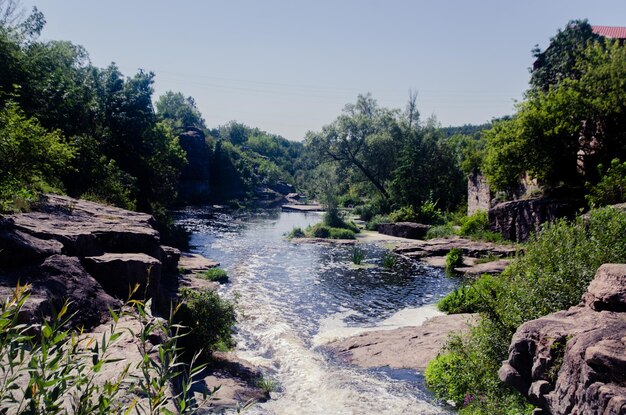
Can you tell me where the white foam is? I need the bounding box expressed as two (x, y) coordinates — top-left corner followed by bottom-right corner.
(313, 304), (444, 346)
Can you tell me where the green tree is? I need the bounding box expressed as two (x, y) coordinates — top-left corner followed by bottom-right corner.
(155, 90), (205, 131)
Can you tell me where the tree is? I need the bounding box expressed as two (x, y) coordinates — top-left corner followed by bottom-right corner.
(155, 90), (205, 131)
(530, 19), (600, 92)
(306, 93), (403, 199)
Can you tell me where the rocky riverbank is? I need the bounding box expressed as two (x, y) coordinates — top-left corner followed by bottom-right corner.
(500, 264), (626, 415)
(0, 194), (266, 411)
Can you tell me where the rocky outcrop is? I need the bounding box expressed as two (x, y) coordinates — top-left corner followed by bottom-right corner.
(177, 128), (211, 203)
(499, 264), (626, 415)
(326, 313), (478, 371)
(377, 222), (431, 239)
(0, 194), (184, 329)
(467, 172), (492, 216)
(394, 236), (517, 259)
(488, 198), (581, 242)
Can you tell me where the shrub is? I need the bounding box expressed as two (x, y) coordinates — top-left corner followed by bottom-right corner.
(586, 158), (626, 206)
(201, 268), (229, 283)
(425, 223), (456, 239)
(459, 211), (503, 242)
(307, 223), (356, 240)
(389, 202), (443, 225)
(445, 248), (464, 273)
(382, 251), (396, 269)
(351, 247), (365, 264)
(365, 214), (391, 231)
(437, 274), (500, 314)
(389, 205), (420, 222)
(176, 288), (237, 360)
(286, 227), (305, 239)
(328, 227), (356, 240)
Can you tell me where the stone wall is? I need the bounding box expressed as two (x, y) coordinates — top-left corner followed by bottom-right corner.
(467, 172), (492, 216)
(488, 198), (581, 242)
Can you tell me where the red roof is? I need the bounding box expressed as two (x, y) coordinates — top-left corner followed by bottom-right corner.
(592, 25), (626, 39)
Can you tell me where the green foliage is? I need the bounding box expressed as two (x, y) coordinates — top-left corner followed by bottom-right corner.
(389, 202), (443, 225)
(176, 288), (237, 360)
(381, 251), (396, 269)
(427, 207), (626, 413)
(445, 248), (464, 273)
(305, 223), (356, 240)
(437, 274), (500, 314)
(425, 223), (456, 239)
(351, 247), (364, 265)
(200, 268), (229, 283)
(0, 101), (74, 211)
(458, 211), (502, 242)
(586, 158), (626, 206)
(156, 90), (205, 130)
(365, 214), (391, 231)
(0, 284), (208, 414)
(286, 227), (305, 239)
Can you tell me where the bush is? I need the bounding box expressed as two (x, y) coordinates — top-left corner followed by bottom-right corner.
(586, 158), (626, 206)
(445, 248), (464, 273)
(459, 211), (503, 242)
(286, 227), (305, 239)
(306, 223), (356, 240)
(382, 251), (396, 268)
(200, 268), (229, 283)
(323, 210), (359, 233)
(389, 205), (420, 222)
(328, 227), (356, 239)
(351, 247), (364, 264)
(176, 288), (237, 360)
(389, 202), (443, 225)
(365, 214), (391, 231)
(426, 223), (456, 239)
(426, 207), (626, 414)
(437, 274), (500, 314)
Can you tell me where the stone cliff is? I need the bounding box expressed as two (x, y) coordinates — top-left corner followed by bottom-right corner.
(499, 264), (626, 415)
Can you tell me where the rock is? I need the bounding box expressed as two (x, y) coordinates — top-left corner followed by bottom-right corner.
(269, 181), (294, 195)
(583, 263), (626, 312)
(377, 222), (431, 240)
(0, 228), (63, 267)
(325, 313), (478, 371)
(8, 194), (160, 258)
(177, 128), (211, 203)
(394, 237), (517, 259)
(500, 264), (626, 414)
(467, 172), (492, 216)
(281, 204), (324, 212)
(82, 253), (162, 300)
(0, 255), (119, 330)
(455, 259), (511, 275)
(178, 252), (219, 274)
(488, 198), (582, 242)
(160, 245), (181, 275)
(290, 237), (356, 246)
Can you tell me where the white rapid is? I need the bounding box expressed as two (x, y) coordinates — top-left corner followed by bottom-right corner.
(179, 209), (457, 415)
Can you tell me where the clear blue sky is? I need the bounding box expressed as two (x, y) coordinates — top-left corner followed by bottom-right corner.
(20, 0), (626, 140)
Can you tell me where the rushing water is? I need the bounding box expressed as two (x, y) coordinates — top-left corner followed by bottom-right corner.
(178, 208), (458, 415)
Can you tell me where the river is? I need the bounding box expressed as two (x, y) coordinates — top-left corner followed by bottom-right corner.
(178, 208), (458, 415)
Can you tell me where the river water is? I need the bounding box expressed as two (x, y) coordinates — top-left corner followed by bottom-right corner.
(178, 208), (458, 415)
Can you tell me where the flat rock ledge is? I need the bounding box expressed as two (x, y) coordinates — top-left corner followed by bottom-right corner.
(499, 264), (626, 415)
(290, 237), (356, 245)
(394, 236), (517, 275)
(324, 313), (478, 372)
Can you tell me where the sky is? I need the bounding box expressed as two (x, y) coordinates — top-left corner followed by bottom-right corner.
(19, 0), (626, 141)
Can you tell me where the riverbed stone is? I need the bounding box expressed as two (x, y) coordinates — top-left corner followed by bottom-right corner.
(377, 222), (431, 239)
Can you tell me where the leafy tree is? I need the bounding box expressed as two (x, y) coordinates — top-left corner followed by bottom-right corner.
(307, 93), (403, 199)
(530, 19), (600, 92)
(0, 101), (74, 209)
(155, 90), (205, 130)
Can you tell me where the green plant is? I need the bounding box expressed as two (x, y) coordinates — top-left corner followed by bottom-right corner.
(286, 227), (305, 239)
(365, 214), (391, 231)
(176, 288), (237, 360)
(306, 224), (356, 240)
(351, 247), (365, 265)
(0, 284), (208, 414)
(445, 248), (464, 273)
(586, 158), (626, 206)
(425, 223), (456, 239)
(200, 268), (229, 283)
(437, 274), (500, 314)
(382, 251), (396, 269)
(255, 376), (278, 394)
(459, 211), (503, 242)
(328, 228), (356, 239)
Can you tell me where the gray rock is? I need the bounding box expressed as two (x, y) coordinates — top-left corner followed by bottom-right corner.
(0, 255), (119, 330)
(0, 228), (63, 267)
(377, 222), (431, 240)
(83, 253), (162, 300)
(500, 264), (626, 415)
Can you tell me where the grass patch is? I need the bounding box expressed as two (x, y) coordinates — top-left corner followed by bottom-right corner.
(286, 226), (306, 239)
(445, 248), (464, 273)
(200, 268), (229, 283)
(382, 251), (396, 268)
(351, 247), (365, 264)
(305, 223), (356, 240)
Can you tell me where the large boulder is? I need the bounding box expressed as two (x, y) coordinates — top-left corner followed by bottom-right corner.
(82, 253), (162, 300)
(499, 264), (626, 415)
(488, 198), (581, 242)
(8, 194), (161, 258)
(0, 255), (119, 330)
(377, 222), (431, 240)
